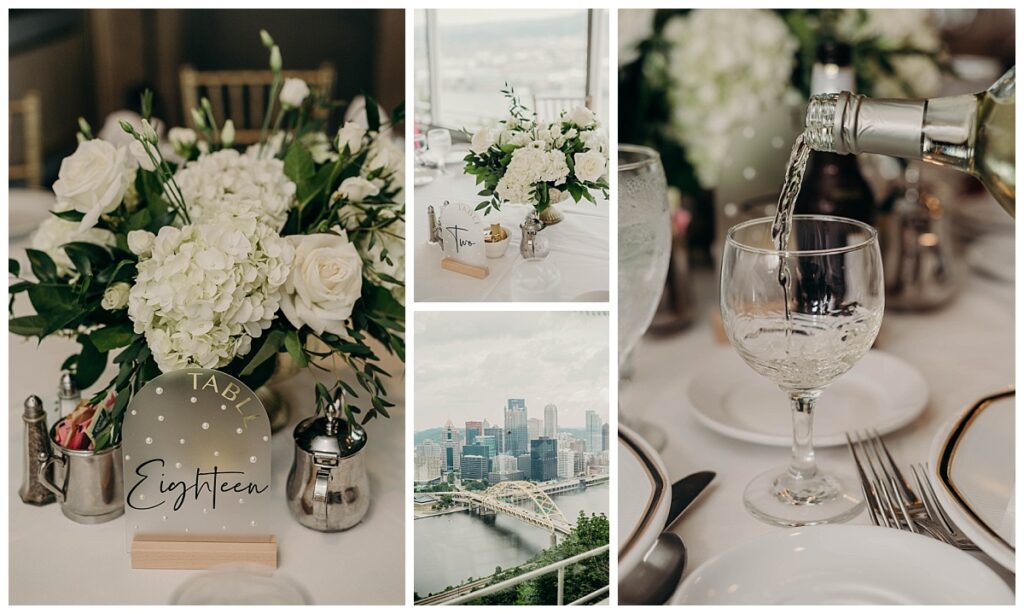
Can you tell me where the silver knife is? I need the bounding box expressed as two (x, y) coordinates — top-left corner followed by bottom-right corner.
(666, 471), (715, 529)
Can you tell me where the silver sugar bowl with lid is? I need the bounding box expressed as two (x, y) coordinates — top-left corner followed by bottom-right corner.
(286, 394), (370, 532)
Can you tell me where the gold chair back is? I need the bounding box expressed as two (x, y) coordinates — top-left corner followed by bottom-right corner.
(10, 91), (43, 188)
(179, 63), (335, 145)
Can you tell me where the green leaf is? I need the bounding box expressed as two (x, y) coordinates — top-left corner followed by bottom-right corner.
(126, 208), (152, 231)
(284, 141), (316, 185)
(239, 329), (285, 376)
(389, 101), (405, 127)
(27, 284), (74, 314)
(90, 324), (137, 352)
(364, 93), (381, 132)
(284, 329), (309, 368)
(9, 259), (20, 277)
(50, 209), (85, 222)
(9, 315), (45, 336)
(74, 334), (108, 389)
(25, 249), (58, 282)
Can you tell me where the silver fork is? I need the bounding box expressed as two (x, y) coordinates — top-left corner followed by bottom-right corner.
(846, 431), (958, 545)
(911, 463), (980, 551)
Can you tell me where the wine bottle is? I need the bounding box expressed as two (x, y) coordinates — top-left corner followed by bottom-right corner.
(794, 41), (876, 226)
(806, 66), (1016, 216)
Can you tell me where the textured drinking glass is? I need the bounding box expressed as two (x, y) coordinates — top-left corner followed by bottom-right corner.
(427, 128), (452, 173)
(618, 145), (671, 449)
(721, 215), (883, 526)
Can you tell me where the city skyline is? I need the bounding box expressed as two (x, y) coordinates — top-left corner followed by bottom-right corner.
(414, 312), (609, 430)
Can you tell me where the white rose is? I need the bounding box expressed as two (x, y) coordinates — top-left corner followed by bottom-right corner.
(336, 122), (367, 154)
(333, 176), (380, 203)
(280, 230), (363, 336)
(573, 150), (607, 183)
(127, 229), (155, 257)
(30, 216), (116, 276)
(53, 139), (135, 231)
(129, 140), (156, 171)
(168, 127), (197, 153)
(567, 106), (596, 128)
(470, 127), (496, 154)
(280, 78), (310, 108)
(101, 282), (131, 311)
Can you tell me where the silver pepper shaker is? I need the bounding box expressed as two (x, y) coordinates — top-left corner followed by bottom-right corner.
(57, 372), (80, 419)
(20, 395), (55, 505)
(520, 213), (549, 259)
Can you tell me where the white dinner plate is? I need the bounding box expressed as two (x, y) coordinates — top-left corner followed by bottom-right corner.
(573, 290), (609, 302)
(965, 233), (1015, 282)
(9, 188), (55, 239)
(929, 389), (1015, 572)
(685, 349), (928, 447)
(674, 525), (1013, 605)
(618, 425), (671, 578)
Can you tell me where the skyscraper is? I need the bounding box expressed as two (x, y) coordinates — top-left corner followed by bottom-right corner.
(465, 420), (484, 445)
(505, 399), (528, 457)
(585, 410), (602, 453)
(544, 403), (558, 439)
(601, 422), (609, 452)
(463, 444), (493, 472)
(557, 448), (576, 480)
(517, 454), (533, 480)
(441, 419), (462, 471)
(530, 437), (558, 482)
(493, 453), (518, 475)
(484, 426), (505, 454)
(414, 439), (443, 483)
(527, 418), (542, 446)
(476, 434), (497, 459)
(461, 455), (487, 480)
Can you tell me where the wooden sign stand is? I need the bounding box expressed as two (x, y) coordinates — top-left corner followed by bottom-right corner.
(131, 535), (278, 570)
(441, 256), (489, 279)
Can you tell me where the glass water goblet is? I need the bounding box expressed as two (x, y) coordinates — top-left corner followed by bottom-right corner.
(721, 214), (884, 526)
(426, 128), (452, 174)
(618, 144), (672, 448)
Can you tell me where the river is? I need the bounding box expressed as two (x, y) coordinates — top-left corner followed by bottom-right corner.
(414, 483), (608, 598)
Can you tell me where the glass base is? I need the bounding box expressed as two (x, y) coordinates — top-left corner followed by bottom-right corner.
(743, 466), (863, 527)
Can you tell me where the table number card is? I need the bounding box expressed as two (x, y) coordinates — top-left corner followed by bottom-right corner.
(122, 369), (276, 569)
(439, 201), (489, 278)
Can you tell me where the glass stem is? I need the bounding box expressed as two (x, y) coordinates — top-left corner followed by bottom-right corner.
(788, 391), (821, 481)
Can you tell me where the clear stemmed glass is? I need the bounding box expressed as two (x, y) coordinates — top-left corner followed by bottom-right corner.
(721, 214), (884, 526)
(618, 144), (672, 448)
(426, 128), (452, 174)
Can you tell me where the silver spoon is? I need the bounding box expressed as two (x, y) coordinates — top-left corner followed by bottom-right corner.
(619, 532), (687, 605)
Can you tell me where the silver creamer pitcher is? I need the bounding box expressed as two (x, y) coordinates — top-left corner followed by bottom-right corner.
(39, 423), (124, 523)
(286, 396), (369, 532)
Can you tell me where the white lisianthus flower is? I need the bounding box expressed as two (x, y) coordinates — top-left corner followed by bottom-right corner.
(662, 9), (799, 189)
(470, 127), (497, 154)
(336, 122), (367, 155)
(168, 127), (197, 155)
(127, 229), (154, 257)
(333, 176), (380, 203)
(566, 106), (596, 128)
(101, 282), (131, 311)
(280, 78), (310, 108)
(127, 218), (294, 372)
(573, 150), (607, 183)
(174, 149), (297, 231)
(53, 139), (136, 231)
(280, 230), (363, 336)
(129, 140), (156, 172)
(31, 217), (116, 276)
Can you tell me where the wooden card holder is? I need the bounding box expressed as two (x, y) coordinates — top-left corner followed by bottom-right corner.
(441, 257), (489, 279)
(131, 535), (278, 570)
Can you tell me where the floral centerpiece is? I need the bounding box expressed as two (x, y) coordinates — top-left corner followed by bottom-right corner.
(9, 31), (404, 451)
(462, 85), (608, 224)
(619, 8), (950, 255)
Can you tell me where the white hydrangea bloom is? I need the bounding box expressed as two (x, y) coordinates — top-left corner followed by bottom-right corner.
(173, 149), (297, 231)
(127, 216), (294, 372)
(495, 147), (570, 205)
(31, 216), (116, 276)
(662, 9), (799, 189)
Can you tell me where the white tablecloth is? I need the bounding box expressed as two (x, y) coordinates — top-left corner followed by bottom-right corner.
(622, 267), (1015, 598)
(413, 166), (609, 302)
(8, 237), (406, 605)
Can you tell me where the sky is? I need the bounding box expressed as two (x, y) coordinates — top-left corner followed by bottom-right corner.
(414, 311), (609, 432)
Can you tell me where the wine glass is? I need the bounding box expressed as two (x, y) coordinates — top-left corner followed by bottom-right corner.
(618, 145), (672, 447)
(721, 214), (884, 526)
(426, 128), (452, 174)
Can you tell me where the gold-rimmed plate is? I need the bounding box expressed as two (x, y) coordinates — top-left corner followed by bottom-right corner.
(929, 389), (1015, 571)
(618, 425), (671, 578)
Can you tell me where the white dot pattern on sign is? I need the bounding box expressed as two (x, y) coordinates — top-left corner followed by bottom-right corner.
(131, 410), (137, 416)
(125, 455), (131, 461)
(221, 404), (227, 411)
(250, 521), (257, 527)
(162, 515), (167, 521)
(175, 462), (182, 469)
(139, 494), (145, 500)
(236, 428), (243, 435)
(145, 437), (153, 445)
(155, 387), (164, 395)
(214, 451), (220, 457)
(262, 436), (269, 442)
(185, 528), (190, 533)
(250, 456), (258, 463)
(238, 498), (244, 504)
(179, 438), (186, 445)
(190, 397), (197, 404)
(158, 415), (165, 422)
(202, 422), (210, 430)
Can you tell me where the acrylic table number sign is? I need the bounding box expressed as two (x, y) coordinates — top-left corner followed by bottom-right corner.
(439, 200), (490, 279)
(121, 369), (276, 570)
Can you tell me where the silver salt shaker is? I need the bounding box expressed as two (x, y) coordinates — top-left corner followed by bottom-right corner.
(19, 395), (55, 505)
(57, 372), (80, 419)
(520, 213), (549, 259)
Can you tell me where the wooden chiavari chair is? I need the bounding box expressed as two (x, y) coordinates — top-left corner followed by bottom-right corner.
(9, 91), (43, 188)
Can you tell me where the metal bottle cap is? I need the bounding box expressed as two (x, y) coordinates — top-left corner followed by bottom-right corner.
(806, 91), (926, 160)
(23, 395), (44, 419)
(58, 372), (79, 399)
(293, 393), (367, 458)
